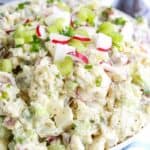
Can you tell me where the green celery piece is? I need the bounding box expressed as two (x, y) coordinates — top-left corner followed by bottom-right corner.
(84, 64), (93, 70)
(77, 7), (95, 25)
(48, 143), (65, 150)
(0, 91), (8, 100)
(47, 0), (55, 3)
(97, 21), (115, 34)
(14, 25), (25, 37)
(69, 39), (86, 52)
(54, 18), (66, 32)
(74, 28), (89, 37)
(57, 2), (70, 12)
(0, 59), (12, 73)
(65, 80), (78, 91)
(15, 38), (25, 46)
(95, 76), (102, 87)
(56, 56), (73, 76)
(23, 31), (34, 43)
(47, 25), (58, 33)
(109, 31), (123, 47)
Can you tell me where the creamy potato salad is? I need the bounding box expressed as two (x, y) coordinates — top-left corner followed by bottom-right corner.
(0, 0), (150, 150)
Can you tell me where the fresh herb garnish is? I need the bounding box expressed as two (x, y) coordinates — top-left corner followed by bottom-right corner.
(114, 17), (126, 25)
(102, 7), (113, 20)
(60, 27), (75, 37)
(30, 35), (43, 52)
(16, 1), (30, 10)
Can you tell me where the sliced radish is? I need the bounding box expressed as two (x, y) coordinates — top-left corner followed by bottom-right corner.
(68, 51), (89, 64)
(97, 47), (111, 52)
(36, 25), (46, 39)
(73, 35), (91, 42)
(50, 33), (71, 45)
(96, 33), (112, 52)
(53, 44), (75, 61)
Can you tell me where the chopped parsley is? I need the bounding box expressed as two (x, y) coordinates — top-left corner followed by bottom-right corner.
(16, 2), (30, 10)
(114, 17), (126, 25)
(60, 27), (75, 37)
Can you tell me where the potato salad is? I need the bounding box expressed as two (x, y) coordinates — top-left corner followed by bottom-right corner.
(0, 0), (150, 150)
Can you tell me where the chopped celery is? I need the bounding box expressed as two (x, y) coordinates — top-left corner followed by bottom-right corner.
(54, 18), (66, 32)
(15, 38), (24, 46)
(0, 59), (12, 73)
(57, 2), (70, 12)
(56, 56), (73, 76)
(47, 25), (58, 33)
(14, 25), (34, 45)
(77, 7), (95, 25)
(95, 76), (102, 87)
(97, 22), (115, 34)
(98, 22), (123, 49)
(73, 20), (80, 28)
(132, 72), (143, 86)
(23, 31), (34, 43)
(48, 143), (65, 150)
(47, 0), (55, 3)
(47, 0), (61, 4)
(84, 64), (93, 70)
(65, 80), (78, 91)
(114, 17), (126, 25)
(69, 39), (86, 52)
(109, 32), (123, 48)
(48, 18), (67, 33)
(0, 91), (8, 100)
(31, 105), (48, 117)
(14, 25), (25, 37)
(74, 28), (89, 37)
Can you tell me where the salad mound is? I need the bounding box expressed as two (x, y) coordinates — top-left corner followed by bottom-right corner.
(0, 0), (150, 150)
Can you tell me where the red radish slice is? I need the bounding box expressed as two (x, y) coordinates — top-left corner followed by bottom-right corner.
(73, 35), (91, 42)
(96, 33), (112, 52)
(36, 25), (46, 39)
(50, 33), (71, 45)
(52, 39), (70, 45)
(97, 47), (111, 52)
(53, 44), (76, 61)
(68, 51), (89, 64)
